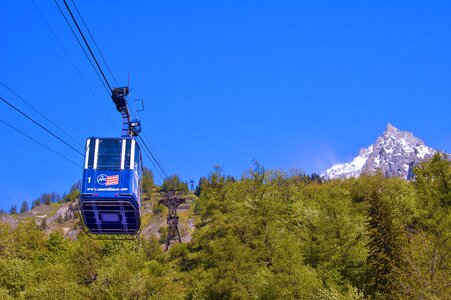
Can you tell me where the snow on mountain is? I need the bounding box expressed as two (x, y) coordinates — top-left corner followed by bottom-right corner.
(322, 124), (439, 180)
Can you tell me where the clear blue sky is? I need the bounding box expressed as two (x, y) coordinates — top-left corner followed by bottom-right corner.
(1, 1), (450, 211)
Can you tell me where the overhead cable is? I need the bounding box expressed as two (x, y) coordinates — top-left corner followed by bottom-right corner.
(70, 0), (119, 87)
(32, 0), (116, 128)
(0, 81), (83, 148)
(137, 135), (169, 180)
(0, 119), (82, 168)
(61, 0), (113, 91)
(141, 131), (168, 176)
(54, 0), (172, 183)
(53, 0), (111, 96)
(0, 95), (84, 156)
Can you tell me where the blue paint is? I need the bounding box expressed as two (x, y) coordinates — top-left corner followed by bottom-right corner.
(79, 137), (142, 235)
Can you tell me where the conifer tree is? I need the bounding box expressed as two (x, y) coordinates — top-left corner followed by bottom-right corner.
(364, 176), (404, 299)
(9, 204), (17, 214)
(400, 153), (451, 298)
(142, 167), (155, 195)
(20, 201), (29, 213)
(31, 198), (40, 209)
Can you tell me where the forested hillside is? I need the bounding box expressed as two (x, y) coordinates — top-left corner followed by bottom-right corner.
(0, 154), (449, 299)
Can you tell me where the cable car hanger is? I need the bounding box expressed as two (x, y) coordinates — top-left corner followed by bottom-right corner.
(78, 86), (143, 240)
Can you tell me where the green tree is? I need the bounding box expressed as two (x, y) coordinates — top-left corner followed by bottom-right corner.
(19, 201), (28, 214)
(398, 153), (451, 298)
(9, 204), (17, 215)
(41, 193), (51, 205)
(141, 234), (163, 260)
(362, 175), (405, 299)
(11, 221), (46, 260)
(194, 176), (208, 197)
(161, 174), (188, 192)
(62, 189), (80, 203)
(0, 258), (31, 297)
(295, 180), (367, 291)
(39, 217), (48, 230)
(142, 167), (154, 197)
(31, 198), (40, 209)
(187, 164), (327, 299)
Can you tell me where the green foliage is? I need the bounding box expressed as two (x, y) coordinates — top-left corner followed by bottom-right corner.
(158, 226), (168, 244)
(161, 174), (188, 192)
(152, 201), (164, 214)
(295, 180), (367, 290)
(194, 176), (208, 197)
(9, 204), (17, 215)
(20, 201), (29, 214)
(39, 217), (48, 230)
(414, 153), (450, 236)
(142, 167), (155, 196)
(360, 175), (406, 299)
(62, 188), (80, 203)
(31, 198), (40, 209)
(41, 193), (51, 205)
(141, 235), (163, 260)
(11, 222), (47, 260)
(399, 153), (451, 299)
(0, 258), (31, 297)
(0, 161), (449, 298)
(0, 287), (13, 300)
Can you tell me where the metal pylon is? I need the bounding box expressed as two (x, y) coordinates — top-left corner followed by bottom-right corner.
(159, 190), (185, 251)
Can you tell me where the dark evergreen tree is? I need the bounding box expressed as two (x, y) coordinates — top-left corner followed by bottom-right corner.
(70, 180), (82, 192)
(39, 217), (48, 230)
(31, 198), (40, 209)
(142, 167), (154, 196)
(309, 172), (322, 182)
(9, 204), (17, 214)
(41, 193), (51, 205)
(19, 201), (29, 213)
(194, 176), (208, 197)
(364, 176), (405, 299)
(400, 153), (451, 298)
(160, 174), (188, 192)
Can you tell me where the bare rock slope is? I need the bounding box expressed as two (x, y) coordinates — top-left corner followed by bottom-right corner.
(323, 124), (444, 180)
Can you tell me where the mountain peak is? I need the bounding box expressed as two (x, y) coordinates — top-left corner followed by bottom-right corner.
(322, 125), (440, 180)
(385, 123), (399, 134)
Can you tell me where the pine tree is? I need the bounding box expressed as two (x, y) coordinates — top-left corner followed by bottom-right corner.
(41, 193), (51, 205)
(161, 174), (188, 192)
(19, 201), (29, 213)
(142, 167), (154, 196)
(9, 204), (17, 214)
(364, 176), (405, 299)
(39, 217), (48, 230)
(31, 198), (40, 209)
(400, 153), (451, 298)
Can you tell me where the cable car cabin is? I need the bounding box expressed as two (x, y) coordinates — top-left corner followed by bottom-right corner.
(80, 137), (143, 235)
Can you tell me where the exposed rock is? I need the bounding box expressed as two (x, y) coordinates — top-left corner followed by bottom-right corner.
(0, 214), (19, 228)
(323, 124), (446, 180)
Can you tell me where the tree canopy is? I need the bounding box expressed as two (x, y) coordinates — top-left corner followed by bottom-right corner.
(0, 156), (449, 299)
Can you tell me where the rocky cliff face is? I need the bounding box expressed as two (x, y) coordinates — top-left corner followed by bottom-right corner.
(323, 124), (440, 180)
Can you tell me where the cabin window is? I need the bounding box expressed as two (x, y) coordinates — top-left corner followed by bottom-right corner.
(124, 140), (131, 169)
(134, 143), (142, 173)
(85, 138), (96, 169)
(97, 139), (122, 170)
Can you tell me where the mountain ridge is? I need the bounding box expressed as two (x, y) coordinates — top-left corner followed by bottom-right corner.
(323, 123), (444, 180)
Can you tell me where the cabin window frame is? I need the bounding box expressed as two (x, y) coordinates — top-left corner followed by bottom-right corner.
(84, 138), (139, 171)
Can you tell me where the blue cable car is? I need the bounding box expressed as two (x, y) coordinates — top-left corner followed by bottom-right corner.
(80, 137), (143, 235)
(79, 87), (143, 236)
